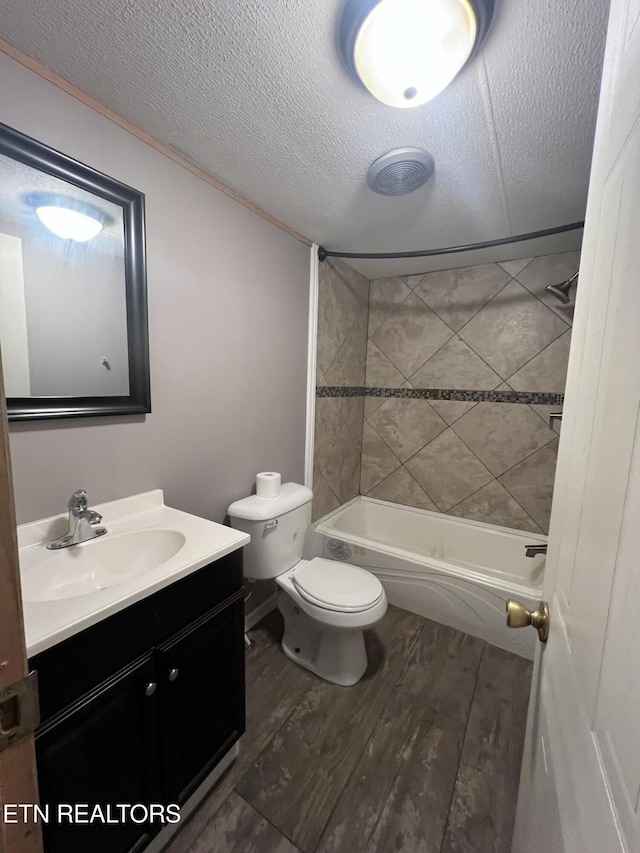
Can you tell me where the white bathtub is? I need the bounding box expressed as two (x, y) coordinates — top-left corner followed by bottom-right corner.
(306, 497), (546, 660)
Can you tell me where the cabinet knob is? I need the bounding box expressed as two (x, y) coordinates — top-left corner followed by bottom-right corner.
(168, 668), (180, 682)
(145, 682), (157, 697)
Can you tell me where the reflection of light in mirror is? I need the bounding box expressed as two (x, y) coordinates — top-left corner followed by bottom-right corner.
(35, 205), (104, 242)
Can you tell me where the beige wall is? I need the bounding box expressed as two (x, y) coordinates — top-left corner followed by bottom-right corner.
(1, 53), (310, 537)
(362, 253), (579, 533)
(312, 258), (368, 521)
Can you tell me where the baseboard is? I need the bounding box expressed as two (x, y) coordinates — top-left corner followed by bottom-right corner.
(244, 593), (278, 632)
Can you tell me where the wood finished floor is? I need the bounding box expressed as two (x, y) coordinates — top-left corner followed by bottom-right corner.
(165, 606), (532, 853)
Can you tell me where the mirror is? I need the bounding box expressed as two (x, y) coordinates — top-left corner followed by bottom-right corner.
(0, 122), (150, 420)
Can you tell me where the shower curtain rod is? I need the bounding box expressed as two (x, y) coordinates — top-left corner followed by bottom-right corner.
(317, 221), (584, 262)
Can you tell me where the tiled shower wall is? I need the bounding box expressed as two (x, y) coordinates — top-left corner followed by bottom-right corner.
(313, 251), (578, 533)
(312, 258), (368, 520)
(361, 252), (579, 533)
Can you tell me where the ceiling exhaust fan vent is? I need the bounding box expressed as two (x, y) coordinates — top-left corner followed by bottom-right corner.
(367, 148), (435, 196)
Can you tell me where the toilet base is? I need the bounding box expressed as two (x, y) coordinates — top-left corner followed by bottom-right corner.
(277, 590), (368, 686)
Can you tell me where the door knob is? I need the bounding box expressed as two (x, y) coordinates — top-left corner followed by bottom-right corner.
(506, 599), (550, 643)
(168, 668), (180, 682)
(144, 682), (157, 697)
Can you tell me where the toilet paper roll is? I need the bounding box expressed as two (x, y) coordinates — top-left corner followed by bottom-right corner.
(256, 472), (281, 498)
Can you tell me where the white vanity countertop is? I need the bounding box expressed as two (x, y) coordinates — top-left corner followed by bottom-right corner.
(18, 490), (250, 657)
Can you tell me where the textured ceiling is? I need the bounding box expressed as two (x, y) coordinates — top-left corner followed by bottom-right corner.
(0, 0), (610, 277)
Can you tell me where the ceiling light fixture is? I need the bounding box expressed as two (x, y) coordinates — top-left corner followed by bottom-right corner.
(25, 192), (111, 242)
(36, 206), (104, 241)
(339, 0), (494, 108)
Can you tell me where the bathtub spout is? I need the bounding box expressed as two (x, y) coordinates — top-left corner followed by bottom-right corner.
(525, 544), (547, 558)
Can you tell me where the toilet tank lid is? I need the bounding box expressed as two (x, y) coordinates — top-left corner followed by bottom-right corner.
(227, 482), (313, 521)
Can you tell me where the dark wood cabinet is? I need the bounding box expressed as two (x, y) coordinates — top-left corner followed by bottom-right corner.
(158, 596), (245, 803)
(36, 654), (160, 853)
(30, 552), (245, 853)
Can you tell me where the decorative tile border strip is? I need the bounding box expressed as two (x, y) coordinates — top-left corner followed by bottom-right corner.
(316, 386), (564, 405)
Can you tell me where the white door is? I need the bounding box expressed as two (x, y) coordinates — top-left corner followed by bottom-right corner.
(512, 0), (640, 851)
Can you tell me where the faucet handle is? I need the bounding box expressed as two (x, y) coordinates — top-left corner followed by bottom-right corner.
(68, 489), (88, 513)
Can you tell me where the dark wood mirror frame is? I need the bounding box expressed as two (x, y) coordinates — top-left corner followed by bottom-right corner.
(0, 122), (151, 421)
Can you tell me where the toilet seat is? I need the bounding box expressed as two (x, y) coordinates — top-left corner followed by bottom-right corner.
(292, 557), (384, 613)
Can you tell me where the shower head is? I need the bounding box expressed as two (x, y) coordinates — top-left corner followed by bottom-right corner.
(546, 270), (578, 304)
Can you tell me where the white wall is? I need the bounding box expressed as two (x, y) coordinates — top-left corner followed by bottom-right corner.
(0, 52), (310, 531)
(0, 232), (31, 396)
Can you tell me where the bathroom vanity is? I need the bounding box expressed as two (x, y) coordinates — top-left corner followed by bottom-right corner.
(18, 491), (249, 853)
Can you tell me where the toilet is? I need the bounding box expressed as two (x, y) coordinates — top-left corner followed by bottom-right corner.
(228, 483), (387, 686)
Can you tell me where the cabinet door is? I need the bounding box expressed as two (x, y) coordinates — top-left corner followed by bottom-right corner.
(158, 592), (245, 802)
(35, 654), (160, 853)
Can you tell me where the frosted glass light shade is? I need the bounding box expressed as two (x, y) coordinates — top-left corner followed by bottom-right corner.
(353, 0), (477, 107)
(36, 205), (104, 241)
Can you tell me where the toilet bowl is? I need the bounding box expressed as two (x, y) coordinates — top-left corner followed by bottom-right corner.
(276, 557), (387, 685)
(228, 483), (387, 686)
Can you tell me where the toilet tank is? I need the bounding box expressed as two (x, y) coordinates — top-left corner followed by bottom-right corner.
(227, 483), (313, 580)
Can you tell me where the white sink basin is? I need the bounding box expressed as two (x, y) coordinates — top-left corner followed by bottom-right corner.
(21, 528), (187, 602)
(18, 489), (250, 657)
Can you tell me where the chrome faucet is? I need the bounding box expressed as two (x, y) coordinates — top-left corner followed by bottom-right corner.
(47, 490), (108, 550)
(525, 544), (547, 558)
